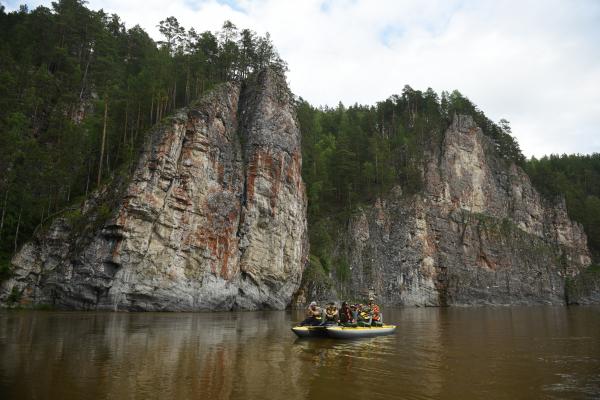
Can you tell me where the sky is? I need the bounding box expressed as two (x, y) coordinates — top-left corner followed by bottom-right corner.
(4, 0), (600, 157)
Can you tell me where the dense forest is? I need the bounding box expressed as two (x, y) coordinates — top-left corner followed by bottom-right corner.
(0, 0), (597, 282)
(0, 0), (286, 276)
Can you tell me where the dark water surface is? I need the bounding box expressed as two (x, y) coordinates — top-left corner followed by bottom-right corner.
(1, 307), (599, 399)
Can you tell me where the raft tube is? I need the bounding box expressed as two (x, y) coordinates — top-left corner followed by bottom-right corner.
(325, 325), (397, 339)
(291, 325), (329, 338)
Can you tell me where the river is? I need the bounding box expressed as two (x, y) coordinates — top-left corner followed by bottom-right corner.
(1, 306), (599, 399)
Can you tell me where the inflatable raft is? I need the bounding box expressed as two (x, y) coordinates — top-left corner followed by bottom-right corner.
(292, 324), (396, 339)
(291, 325), (328, 337)
(325, 325), (396, 339)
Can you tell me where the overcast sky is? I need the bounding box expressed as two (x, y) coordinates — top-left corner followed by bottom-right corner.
(4, 0), (600, 157)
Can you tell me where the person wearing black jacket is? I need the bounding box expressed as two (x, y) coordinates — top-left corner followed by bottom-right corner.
(339, 301), (356, 326)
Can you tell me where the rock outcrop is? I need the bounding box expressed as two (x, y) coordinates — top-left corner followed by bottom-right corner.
(0, 70), (308, 311)
(301, 115), (591, 306)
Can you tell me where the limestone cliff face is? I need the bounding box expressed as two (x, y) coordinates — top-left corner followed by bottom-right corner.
(305, 115), (591, 306)
(1, 70), (308, 311)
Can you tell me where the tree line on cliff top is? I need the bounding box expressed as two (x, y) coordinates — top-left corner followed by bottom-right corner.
(0, 0), (285, 274)
(0, 0), (597, 280)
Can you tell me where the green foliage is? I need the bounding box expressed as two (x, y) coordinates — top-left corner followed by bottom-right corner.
(0, 1), (285, 258)
(303, 254), (331, 283)
(62, 208), (82, 225)
(308, 219), (334, 269)
(0, 255), (12, 282)
(586, 264), (600, 274)
(335, 256), (351, 282)
(525, 154), (600, 258)
(7, 286), (21, 304)
(566, 264), (600, 304)
(96, 204), (112, 224)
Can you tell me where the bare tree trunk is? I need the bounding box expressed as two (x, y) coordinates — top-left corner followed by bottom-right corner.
(150, 95), (154, 125)
(85, 157), (91, 199)
(13, 208), (21, 254)
(159, 97), (163, 121)
(0, 190), (8, 242)
(97, 97), (108, 187)
(79, 48), (92, 100)
(47, 194), (52, 219)
(156, 96), (161, 122)
(173, 82), (177, 110)
(40, 203), (45, 226)
(135, 103), (141, 144)
(375, 153), (379, 185)
(185, 68), (190, 104)
(122, 102), (128, 153)
(156, 97), (160, 122)
(106, 145), (110, 176)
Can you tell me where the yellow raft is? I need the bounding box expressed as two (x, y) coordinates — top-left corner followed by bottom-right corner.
(325, 325), (396, 339)
(291, 325), (328, 338)
(292, 324), (396, 339)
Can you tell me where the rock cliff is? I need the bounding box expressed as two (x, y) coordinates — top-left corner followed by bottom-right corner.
(0, 70), (308, 311)
(301, 115), (591, 306)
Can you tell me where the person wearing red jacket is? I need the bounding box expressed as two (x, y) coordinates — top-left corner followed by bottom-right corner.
(369, 298), (383, 326)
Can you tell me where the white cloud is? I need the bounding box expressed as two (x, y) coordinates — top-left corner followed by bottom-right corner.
(5, 0), (600, 157)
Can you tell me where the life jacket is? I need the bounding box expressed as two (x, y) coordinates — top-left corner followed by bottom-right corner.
(371, 304), (381, 321)
(307, 306), (321, 319)
(325, 307), (338, 320)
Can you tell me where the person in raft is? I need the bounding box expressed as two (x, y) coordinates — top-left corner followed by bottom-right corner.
(339, 301), (356, 326)
(299, 301), (323, 326)
(356, 303), (372, 327)
(323, 302), (339, 325)
(369, 298), (383, 326)
(350, 304), (359, 321)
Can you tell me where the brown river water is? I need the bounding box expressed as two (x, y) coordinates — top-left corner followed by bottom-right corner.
(1, 306), (599, 400)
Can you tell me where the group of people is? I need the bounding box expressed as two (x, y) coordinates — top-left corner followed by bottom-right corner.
(299, 299), (383, 327)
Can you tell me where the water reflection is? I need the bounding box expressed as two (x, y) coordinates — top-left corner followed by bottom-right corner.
(0, 307), (599, 399)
